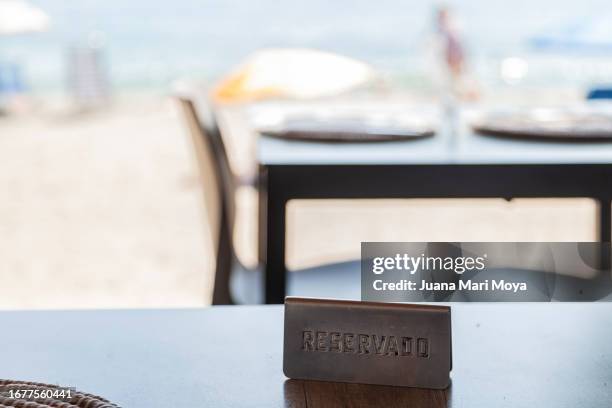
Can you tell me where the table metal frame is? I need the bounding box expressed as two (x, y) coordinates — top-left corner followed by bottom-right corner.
(259, 163), (612, 303)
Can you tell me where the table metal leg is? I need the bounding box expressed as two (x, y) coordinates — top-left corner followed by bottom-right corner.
(597, 198), (611, 272)
(258, 166), (287, 304)
(598, 198), (611, 243)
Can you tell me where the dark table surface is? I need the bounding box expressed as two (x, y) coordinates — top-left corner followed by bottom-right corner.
(1, 303), (611, 407)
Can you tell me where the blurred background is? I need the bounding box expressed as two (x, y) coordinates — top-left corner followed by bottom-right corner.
(0, 0), (607, 309)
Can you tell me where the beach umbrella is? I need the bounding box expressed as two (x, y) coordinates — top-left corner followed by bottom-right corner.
(529, 14), (612, 53)
(213, 48), (378, 103)
(0, 0), (50, 35)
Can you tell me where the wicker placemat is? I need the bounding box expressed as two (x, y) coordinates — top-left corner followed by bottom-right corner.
(472, 110), (612, 141)
(0, 379), (119, 408)
(260, 117), (435, 143)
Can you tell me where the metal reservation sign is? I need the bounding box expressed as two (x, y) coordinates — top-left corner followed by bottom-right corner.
(283, 297), (452, 389)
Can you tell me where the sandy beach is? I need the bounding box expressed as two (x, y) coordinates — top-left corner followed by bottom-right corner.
(0, 93), (597, 310)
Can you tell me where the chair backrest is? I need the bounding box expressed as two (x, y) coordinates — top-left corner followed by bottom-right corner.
(176, 97), (234, 304)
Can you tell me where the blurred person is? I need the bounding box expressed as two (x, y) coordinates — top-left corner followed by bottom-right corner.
(433, 5), (479, 101)
(437, 7), (464, 77)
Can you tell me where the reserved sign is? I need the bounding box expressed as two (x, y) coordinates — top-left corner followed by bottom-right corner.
(283, 297), (452, 389)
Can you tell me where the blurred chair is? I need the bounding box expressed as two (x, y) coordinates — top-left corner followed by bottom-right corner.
(176, 96), (360, 304)
(0, 61), (26, 112)
(67, 46), (111, 109)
